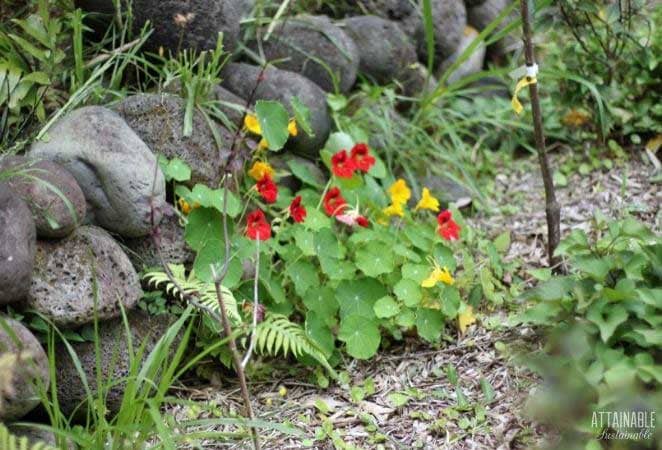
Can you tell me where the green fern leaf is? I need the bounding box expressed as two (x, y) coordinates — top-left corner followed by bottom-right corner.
(255, 314), (337, 379)
(143, 264), (240, 323)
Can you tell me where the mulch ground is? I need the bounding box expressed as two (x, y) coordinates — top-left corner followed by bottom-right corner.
(165, 150), (660, 449)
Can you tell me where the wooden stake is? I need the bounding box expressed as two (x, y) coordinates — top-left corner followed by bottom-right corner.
(519, 0), (561, 268)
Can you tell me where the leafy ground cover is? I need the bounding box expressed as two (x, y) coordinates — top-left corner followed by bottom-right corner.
(0, 0), (660, 449)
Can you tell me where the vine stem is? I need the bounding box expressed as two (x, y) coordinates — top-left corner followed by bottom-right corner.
(241, 238), (260, 369)
(519, 0), (561, 268)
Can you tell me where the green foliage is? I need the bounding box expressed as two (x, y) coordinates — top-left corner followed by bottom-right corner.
(516, 216), (662, 446)
(0, 1), (70, 138)
(551, 0), (661, 138)
(255, 100), (290, 150)
(160, 34), (228, 136)
(143, 264), (240, 322)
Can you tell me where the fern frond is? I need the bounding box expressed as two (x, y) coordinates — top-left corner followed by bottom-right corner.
(255, 314), (337, 379)
(143, 264), (240, 323)
(0, 423), (58, 450)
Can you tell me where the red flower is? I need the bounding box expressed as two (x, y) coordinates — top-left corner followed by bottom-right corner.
(289, 196), (307, 223)
(246, 209), (271, 241)
(256, 174), (278, 204)
(323, 187), (347, 216)
(356, 215), (369, 228)
(350, 143), (375, 173)
(331, 150), (356, 178)
(437, 210), (460, 241)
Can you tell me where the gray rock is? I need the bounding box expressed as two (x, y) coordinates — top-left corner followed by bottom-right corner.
(162, 82), (247, 131)
(437, 26), (486, 84)
(467, 0), (519, 57)
(269, 154), (327, 193)
(0, 184), (36, 305)
(115, 93), (234, 187)
(29, 106), (166, 238)
(122, 213), (194, 270)
(76, 0), (246, 54)
(211, 85), (248, 130)
(322, 0), (414, 20)
(256, 15), (359, 93)
(8, 425), (57, 447)
(0, 156), (86, 238)
(399, 62), (438, 97)
(407, 0), (468, 65)
(220, 63), (331, 158)
(0, 317), (49, 421)
(424, 174), (473, 208)
(342, 16), (418, 85)
(26, 226), (142, 328)
(55, 310), (177, 417)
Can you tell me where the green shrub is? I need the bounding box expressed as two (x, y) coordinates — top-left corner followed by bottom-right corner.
(515, 216), (662, 448)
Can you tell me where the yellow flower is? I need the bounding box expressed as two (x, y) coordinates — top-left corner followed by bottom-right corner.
(421, 262), (454, 288)
(288, 119), (298, 137)
(388, 179), (411, 205)
(248, 161), (274, 181)
(278, 386), (287, 397)
(244, 114), (262, 135)
(177, 198), (200, 216)
(415, 187), (440, 212)
(383, 202), (404, 217)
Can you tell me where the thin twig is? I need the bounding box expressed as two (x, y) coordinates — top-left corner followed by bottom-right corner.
(241, 238), (261, 369)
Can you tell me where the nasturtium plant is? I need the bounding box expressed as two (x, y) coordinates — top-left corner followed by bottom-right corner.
(151, 101), (479, 368)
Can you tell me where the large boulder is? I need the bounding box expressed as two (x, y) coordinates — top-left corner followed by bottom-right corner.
(29, 106), (166, 238)
(115, 93), (234, 187)
(75, 0), (249, 54)
(0, 317), (49, 421)
(26, 226), (142, 328)
(55, 310), (177, 417)
(162, 82), (247, 130)
(341, 16), (418, 86)
(220, 63), (331, 158)
(405, 0), (467, 66)
(0, 184), (36, 305)
(256, 15), (359, 93)
(122, 213), (194, 270)
(437, 26), (486, 84)
(0, 156), (86, 238)
(467, 0), (519, 57)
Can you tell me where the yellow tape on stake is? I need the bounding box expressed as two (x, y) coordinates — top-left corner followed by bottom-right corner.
(511, 76), (537, 115)
(510, 63), (539, 115)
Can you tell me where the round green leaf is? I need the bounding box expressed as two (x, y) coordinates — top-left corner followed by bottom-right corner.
(373, 296), (400, 318)
(338, 315), (381, 359)
(416, 308), (444, 343)
(394, 278), (422, 307)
